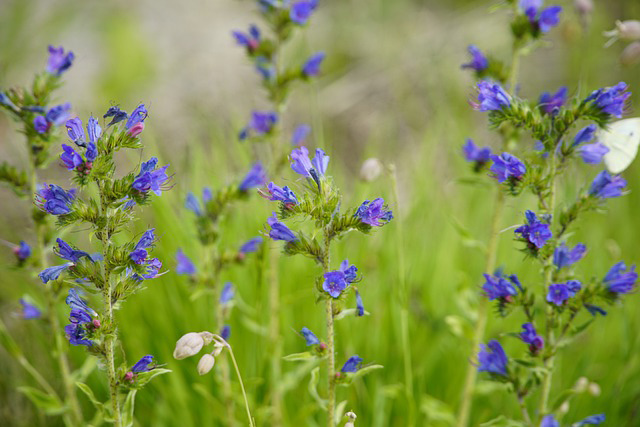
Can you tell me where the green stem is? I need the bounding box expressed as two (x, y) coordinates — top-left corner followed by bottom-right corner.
(103, 282), (121, 427)
(268, 245), (283, 426)
(225, 342), (255, 427)
(388, 165), (415, 425)
(517, 394), (532, 426)
(322, 230), (335, 427)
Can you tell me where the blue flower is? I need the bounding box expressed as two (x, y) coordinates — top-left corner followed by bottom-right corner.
(175, 249), (197, 275)
(87, 116), (102, 143)
(585, 82), (631, 118)
(302, 52), (325, 77)
(140, 258), (163, 280)
(261, 182), (299, 206)
(477, 340), (508, 376)
(64, 324), (93, 346)
(520, 323), (544, 353)
(471, 80), (511, 112)
(60, 144), (84, 170)
(290, 146), (329, 177)
(20, 299), (41, 319)
(553, 243), (586, 269)
(103, 106), (128, 126)
(255, 56), (276, 81)
(482, 273), (519, 300)
(355, 198), (393, 227)
(0, 92), (19, 111)
(572, 124), (597, 146)
(69, 308), (92, 324)
(232, 25), (261, 52)
(292, 124), (311, 145)
(240, 237), (263, 254)
(603, 262), (637, 294)
(461, 45), (488, 72)
(239, 163), (267, 192)
(64, 288), (96, 346)
(36, 184), (75, 215)
(490, 152), (526, 182)
(132, 157), (171, 196)
(462, 139), (491, 163)
(66, 117), (85, 144)
(322, 260), (357, 298)
(125, 104), (148, 130)
(580, 143), (609, 164)
(301, 327), (320, 346)
(220, 325), (231, 341)
(130, 229), (156, 264)
(341, 355), (363, 373)
(185, 192), (203, 216)
(239, 111), (278, 140)
(540, 415), (559, 427)
(38, 264), (71, 283)
(220, 282), (234, 304)
(46, 45), (75, 76)
(575, 414), (605, 426)
(520, 1), (562, 33)
(131, 355), (154, 373)
(33, 116), (49, 133)
(584, 304), (607, 317)
(290, 0), (318, 25)
(66, 288), (97, 317)
(355, 291), (365, 316)
(547, 281), (581, 305)
(55, 238), (92, 263)
(266, 213), (298, 242)
(539, 86), (567, 114)
(34, 103), (72, 134)
(14, 241), (31, 262)
(514, 210), (552, 249)
(589, 170), (626, 198)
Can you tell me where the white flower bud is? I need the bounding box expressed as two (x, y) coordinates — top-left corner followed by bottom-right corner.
(345, 423), (354, 427)
(621, 41), (640, 66)
(197, 353), (216, 375)
(574, 376), (589, 392)
(359, 158), (383, 182)
(604, 20), (640, 43)
(574, 0), (593, 16)
(588, 382), (601, 396)
(173, 331), (213, 360)
(212, 342), (225, 357)
(346, 411), (357, 421)
(559, 400), (570, 415)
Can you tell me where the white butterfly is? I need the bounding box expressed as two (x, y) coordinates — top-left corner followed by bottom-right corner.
(599, 118), (640, 174)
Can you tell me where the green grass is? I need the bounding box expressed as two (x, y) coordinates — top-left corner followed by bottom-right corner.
(1, 0), (640, 425)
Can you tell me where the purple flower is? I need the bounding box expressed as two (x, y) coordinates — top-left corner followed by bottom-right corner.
(553, 243), (586, 269)
(520, 1), (562, 33)
(45, 103), (72, 126)
(540, 415), (560, 427)
(87, 116), (102, 144)
(490, 152), (526, 182)
(471, 81), (511, 112)
(461, 45), (488, 72)
(586, 82), (631, 118)
(20, 299), (41, 319)
(240, 237), (263, 254)
(185, 192), (203, 216)
(131, 355), (154, 373)
(86, 143), (97, 162)
(355, 291), (365, 316)
(140, 258), (163, 280)
(46, 45), (75, 76)
(538, 86), (567, 114)
(515, 210), (552, 249)
(520, 323), (544, 353)
(580, 143), (609, 164)
(261, 182), (299, 206)
(547, 281), (581, 305)
(54, 238), (91, 263)
(255, 56), (275, 81)
(66, 117), (85, 144)
(290, 146), (329, 177)
(104, 106), (128, 126)
(130, 229), (156, 264)
(482, 273), (519, 300)
(36, 184), (75, 215)
(14, 241), (31, 262)
(220, 325), (231, 341)
(589, 170), (626, 199)
(64, 324), (93, 346)
(603, 262), (637, 294)
(572, 124), (597, 146)
(576, 414), (605, 426)
(322, 260), (357, 298)
(292, 125), (311, 145)
(584, 304), (607, 317)
(302, 52), (325, 77)
(462, 139), (491, 163)
(175, 249), (197, 275)
(132, 157), (171, 196)
(64, 288), (96, 346)
(341, 355), (363, 373)
(239, 111), (278, 140)
(33, 116), (50, 133)
(266, 213), (298, 242)
(290, 0), (318, 25)
(239, 163), (267, 192)
(232, 25), (261, 52)
(66, 288), (97, 316)
(125, 104), (148, 130)
(477, 340), (508, 376)
(301, 327), (320, 346)
(60, 144), (84, 170)
(220, 282), (234, 304)
(355, 198), (393, 227)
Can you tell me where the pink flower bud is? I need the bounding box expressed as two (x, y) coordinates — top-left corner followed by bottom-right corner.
(124, 371), (134, 382)
(92, 319), (101, 329)
(128, 122), (145, 137)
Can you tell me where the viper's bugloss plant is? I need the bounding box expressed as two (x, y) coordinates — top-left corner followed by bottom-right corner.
(266, 145), (390, 426)
(37, 104), (171, 426)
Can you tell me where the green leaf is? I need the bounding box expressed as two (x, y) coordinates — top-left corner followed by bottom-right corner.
(479, 415), (526, 427)
(551, 388), (578, 412)
(334, 400), (348, 425)
(307, 366), (327, 409)
(134, 368), (171, 388)
(279, 359), (322, 393)
(283, 352), (314, 361)
(17, 386), (66, 415)
(350, 364), (384, 381)
(335, 308), (369, 320)
(122, 389), (137, 427)
(420, 394), (456, 426)
(75, 382), (103, 409)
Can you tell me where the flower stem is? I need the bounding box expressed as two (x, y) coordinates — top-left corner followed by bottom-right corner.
(517, 394), (532, 426)
(268, 245), (284, 425)
(103, 282), (121, 427)
(224, 341), (255, 427)
(322, 229), (335, 427)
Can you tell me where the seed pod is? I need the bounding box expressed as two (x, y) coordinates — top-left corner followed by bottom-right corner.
(197, 353), (216, 375)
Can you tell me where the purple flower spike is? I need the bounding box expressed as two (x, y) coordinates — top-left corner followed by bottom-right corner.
(604, 262), (637, 294)
(36, 184), (75, 215)
(131, 355), (154, 373)
(290, 0), (318, 25)
(341, 355), (363, 373)
(302, 52), (325, 77)
(355, 198), (393, 227)
(520, 323), (544, 353)
(20, 299), (41, 319)
(471, 80), (511, 112)
(239, 163), (267, 192)
(46, 45), (75, 76)
(538, 86), (567, 114)
(589, 170), (626, 198)
(553, 243), (586, 269)
(477, 340), (508, 376)
(514, 210), (552, 248)
(266, 213), (298, 242)
(301, 327), (320, 346)
(490, 152), (526, 182)
(461, 45), (488, 72)
(176, 249), (197, 275)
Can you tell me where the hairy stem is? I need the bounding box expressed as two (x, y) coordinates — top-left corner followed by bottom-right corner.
(103, 284), (121, 427)
(321, 230), (336, 427)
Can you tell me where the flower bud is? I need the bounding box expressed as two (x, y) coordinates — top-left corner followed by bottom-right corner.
(197, 353), (216, 375)
(128, 122), (145, 137)
(574, 0), (593, 17)
(212, 342), (225, 357)
(345, 411), (357, 421)
(92, 319), (101, 329)
(173, 331), (213, 360)
(559, 400), (570, 415)
(359, 158), (383, 182)
(604, 20), (640, 42)
(621, 41), (640, 66)
(574, 376), (589, 392)
(588, 382), (601, 396)
(124, 371), (134, 382)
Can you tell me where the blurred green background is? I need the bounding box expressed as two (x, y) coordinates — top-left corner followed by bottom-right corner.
(1, 0), (640, 425)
